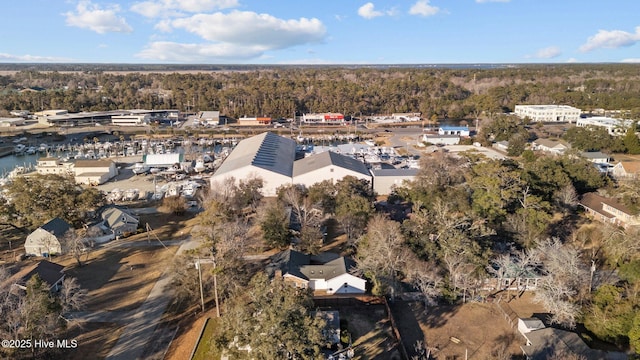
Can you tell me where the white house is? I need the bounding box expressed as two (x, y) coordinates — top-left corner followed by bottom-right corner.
(25, 218), (71, 257)
(268, 250), (367, 295)
(610, 161), (640, 180)
(514, 105), (581, 123)
(292, 151), (371, 187)
(580, 151), (610, 164)
(531, 139), (570, 155)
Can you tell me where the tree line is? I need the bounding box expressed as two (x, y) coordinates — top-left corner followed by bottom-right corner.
(1, 64), (640, 120)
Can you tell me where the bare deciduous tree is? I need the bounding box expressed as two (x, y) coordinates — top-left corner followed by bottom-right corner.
(533, 238), (587, 328)
(59, 277), (87, 313)
(354, 214), (408, 299)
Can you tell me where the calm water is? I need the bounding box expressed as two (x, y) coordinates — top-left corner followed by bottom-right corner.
(0, 153), (39, 177)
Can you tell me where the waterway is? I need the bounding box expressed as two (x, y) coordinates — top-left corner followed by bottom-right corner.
(0, 153), (39, 177)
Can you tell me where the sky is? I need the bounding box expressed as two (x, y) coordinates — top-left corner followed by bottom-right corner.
(1, 0), (640, 64)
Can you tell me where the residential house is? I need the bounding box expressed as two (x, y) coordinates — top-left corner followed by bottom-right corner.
(24, 218), (71, 257)
(101, 206), (139, 237)
(580, 151), (610, 164)
(611, 161), (640, 180)
(267, 249), (367, 295)
(520, 327), (610, 360)
(4, 260), (66, 292)
(531, 139), (570, 155)
(579, 192), (640, 228)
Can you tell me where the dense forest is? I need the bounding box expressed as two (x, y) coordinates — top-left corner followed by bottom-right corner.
(1, 64), (640, 120)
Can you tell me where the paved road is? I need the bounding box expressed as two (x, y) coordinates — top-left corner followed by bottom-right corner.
(95, 239), (199, 360)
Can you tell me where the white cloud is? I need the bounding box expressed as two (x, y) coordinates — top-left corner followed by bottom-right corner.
(0, 53), (72, 62)
(358, 3), (384, 19)
(137, 11), (327, 62)
(580, 26), (640, 52)
(566, 58), (578, 63)
(136, 41), (265, 62)
(409, 0), (440, 17)
(169, 11), (326, 50)
(535, 46), (561, 59)
(64, 1), (132, 34)
(621, 58), (640, 63)
(130, 0), (238, 18)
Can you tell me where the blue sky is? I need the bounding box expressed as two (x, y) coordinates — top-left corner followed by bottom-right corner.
(1, 0), (639, 64)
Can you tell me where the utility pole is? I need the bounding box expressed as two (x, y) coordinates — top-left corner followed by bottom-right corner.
(196, 258), (205, 313)
(589, 260), (596, 292)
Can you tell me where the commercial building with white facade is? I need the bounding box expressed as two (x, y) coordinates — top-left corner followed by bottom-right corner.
(111, 114), (150, 126)
(514, 105), (581, 123)
(292, 151), (371, 187)
(575, 116), (636, 136)
(210, 132), (377, 196)
(301, 112), (345, 125)
(210, 132), (297, 196)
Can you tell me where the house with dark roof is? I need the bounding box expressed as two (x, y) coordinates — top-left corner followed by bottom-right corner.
(24, 218), (71, 256)
(579, 192), (639, 228)
(292, 151), (371, 187)
(4, 260), (66, 292)
(267, 249), (367, 295)
(101, 206), (139, 237)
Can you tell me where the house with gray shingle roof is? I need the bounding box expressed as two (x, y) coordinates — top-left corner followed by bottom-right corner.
(24, 218), (71, 257)
(267, 249), (366, 295)
(101, 206), (139, 237)
(293, 151), (371, 187)
(5, 260), (66, 292)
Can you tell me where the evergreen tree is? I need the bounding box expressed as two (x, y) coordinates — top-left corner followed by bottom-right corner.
(623, 122), (640, 154)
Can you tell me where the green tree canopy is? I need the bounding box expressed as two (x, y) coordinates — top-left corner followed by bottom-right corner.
(213, 272), (325, 359)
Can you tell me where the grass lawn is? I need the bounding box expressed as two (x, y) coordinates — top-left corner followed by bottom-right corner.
(192, 317), (221, 360)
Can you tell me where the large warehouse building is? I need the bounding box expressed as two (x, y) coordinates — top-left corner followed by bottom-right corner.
(210, 132), (382, 196)
(210, 132), (297, 196)
(514, 105), (581, 123)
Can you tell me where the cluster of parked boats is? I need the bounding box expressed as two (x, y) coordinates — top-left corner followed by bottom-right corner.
(106, 179), (204, 204)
